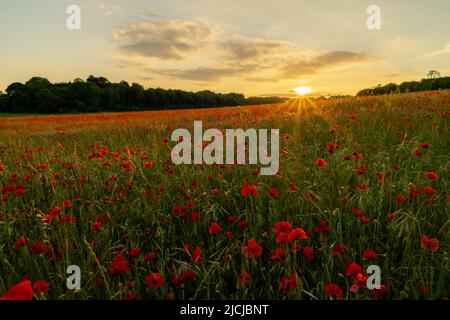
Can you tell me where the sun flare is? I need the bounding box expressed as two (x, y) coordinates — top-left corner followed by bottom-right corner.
(294, 86), (312, 96)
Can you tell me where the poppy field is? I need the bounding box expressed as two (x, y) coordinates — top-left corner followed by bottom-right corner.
(0, 91), (449, 300)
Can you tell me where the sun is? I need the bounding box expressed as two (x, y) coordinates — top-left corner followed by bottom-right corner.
(294, 86), (312, 96)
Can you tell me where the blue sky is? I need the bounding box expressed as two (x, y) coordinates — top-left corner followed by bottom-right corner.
(0, 0), (449, 96)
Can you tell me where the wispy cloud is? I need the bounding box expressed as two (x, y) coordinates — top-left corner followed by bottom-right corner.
(152, 67), (241, 81)
(112, 20), (216, 60)
(280, 51), (372, 79)
(384, 36), (415, 49)
(82, 0), (120, 15)
(425, 42), (450, 57)
(113, 19), (373, 83)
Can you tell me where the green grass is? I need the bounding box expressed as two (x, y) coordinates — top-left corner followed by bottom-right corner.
(0, 92), (448, 300)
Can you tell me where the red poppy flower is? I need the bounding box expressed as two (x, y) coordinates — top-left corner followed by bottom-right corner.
(424, 171), (438, 181)
(396, 194), (406, 204)
(129, 247), (141, 259)
(33, 280), (49, 295)
(409, 186), (421, 199)
(274, 221), (292, 235)
(189, 247), (204, 264)
(427, 238), (439, 252)
(108, 253), (129, 275)
(352, 208), (364, 217)
(345, 262), (363, 278)
(144, 161), (156, 168)
(37, 163), (48, 170)
(422, 235), (439, 253)
(238, 220), (249, 229)
(315, 158), (326, 168)
(29, 241), (52, 257)
(92, 221), (102, 232)
(303, 246), (314, 261)
(325, 283), (344, 300)
(363, 249), (379, 261)
(171, 275), (185, 288)
(315, 219), (330, 234)
(421, 235), (429, 249)
(276, 232), (289, 245)
(280, 274), (300, 294)
(332, 244), (346, 256)
(357, 182), (368, 191)
(270, 248), (286, 261)
(208, 223), (222, 235)
(360, 216), (370, 224)
(147, 273), (165, 289)
(50, 206), (61, 215)
(419, 287), (429, 294)
(350, 272), (368, 293)
(144, 252), (156, 262)
(287, 228), (307, 241)
(268, 187), (279, 197)
(1, 280), (33, 300)
(423, 187), (435, 196)
(14, 189), (26, 196)
(376, 172), (385, 182)
(237, 272), (251, 286)
(241, 184), (258, 197)
(243, 239), (262, 259)
(372, 284), (389, 299)
(14, 237), (30, 250)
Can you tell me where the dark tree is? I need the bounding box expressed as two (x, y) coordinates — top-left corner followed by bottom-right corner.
(0, 76), (288, 114)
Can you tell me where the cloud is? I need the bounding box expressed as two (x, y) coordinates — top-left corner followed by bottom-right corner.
(139, 11), (162, 19)
(384, 36), (415, 49)
(425, 42), (450, 57)
(116, 60), (147, 69)
(113, 19), (374, 83)
(152, 67), (241, 81)
(281, 51), (372, 78)
(113, 20), (216, 60)
(148, 50), (371, 82)
(220, 37), (296, 62)
(382, 73), (399, 78)
(81, 0), (120, 15)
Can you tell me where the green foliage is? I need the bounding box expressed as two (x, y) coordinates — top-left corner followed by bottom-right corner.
(0, 76), (286, 114)
(357, 77), (450, 96)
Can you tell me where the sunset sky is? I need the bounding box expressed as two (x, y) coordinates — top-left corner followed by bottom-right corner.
(0, 0), (449, 96)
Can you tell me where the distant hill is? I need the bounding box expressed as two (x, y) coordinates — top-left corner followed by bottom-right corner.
(0, 76), (287, 114)
(357, 76), (450, 96)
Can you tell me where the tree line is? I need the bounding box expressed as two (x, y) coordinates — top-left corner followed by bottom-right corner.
(0, 76), (286, 114)
(356, 76), (450, 96)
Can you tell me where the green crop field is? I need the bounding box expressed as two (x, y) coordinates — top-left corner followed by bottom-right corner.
(0, 91), (448, 300)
